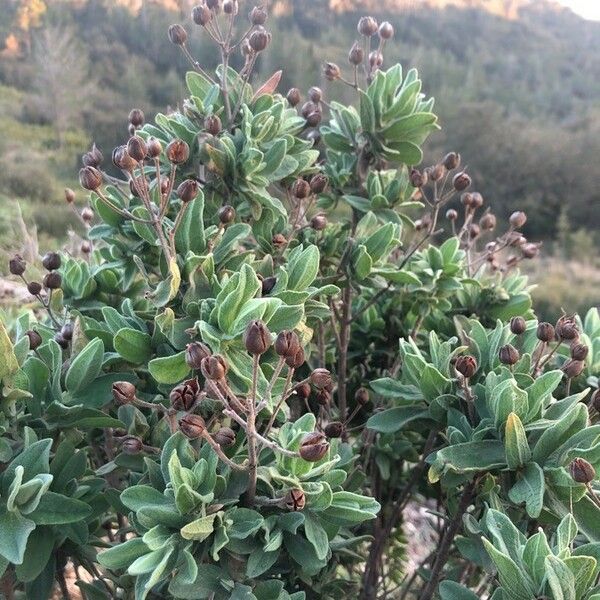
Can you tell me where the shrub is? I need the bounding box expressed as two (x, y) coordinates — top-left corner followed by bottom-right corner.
(1, 4), (599, 600)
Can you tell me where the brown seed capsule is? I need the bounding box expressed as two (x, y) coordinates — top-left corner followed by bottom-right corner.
(305, 110), (322, 127)
(274, 330), (301, 358)
(54, 332), (69, 349)
(166, 139), (190, 164)
(316, 389), (330, 406)
(27, 281), (42, 296)
(429, 163), (445, 182)
(536, 322), (555, 342)
(310, 214), (327, 231)
(249, 27), (270, 52)
(308, 87), (322, 103)
(357, 16), (378, 36)
(81, 207), (94, 222)
(355, 387), (370, 405)
(499, 344), (520, 366)
(570, 342), (589, 361)
(469, 224), (481, 239)
(299, 432), (329, 462)
(480, 213), (496, 230)
(128, 108), (145, 127)
(201, 355), (228, 380)
(442, 152), (460, 170)
(409, 168), (427, 188)
(446, 209), (458, 221)
(509, 211), (527, 229)
(43, 272), (62, 290)
(179, 414), (206, 439)
(112, 145), (137, 171)
(218, 205), (236, 225)
(112, 381), (137, 405)
(562, 359), (585, 379)
(9, 255), (26, 276)
(249, 5), (267, 25)
(592, 389), (600, 412)
(206, 0), (220, 8)
(146, 137), (163, 159)
(569, 458), (596, 484)
(192, 4), (212, 25)
(285, 488), (306, 511)
(323, 62), (341, 81)
(170, 378), (200, 411)
(214, 427), (236, 447)
(81, 241), (91, 254)
(510, 316), (526, 335)
(292, 179), (311, 199)
(556, 314), (579, 341)
(285, 347), (305, 369)
(324, 421), (344, 439)
(261, 276), (277, 296)
(186, 342), (211, 370)
(223, 0), (238, 16)
(368, 51), (383, 70)
(79, 166), (103, 190)
(127, 136), (147, 162)
(42, 252), (61, 271)
(453, 171), (472, 191)
(460, 192), (473, 207)
(455, 355), (477, 379)
(168, 24), (188, 45)
(272, 233), (287, 248)
(82, 144), (103, 168)
(61, 322), (73, 341)
(348, 41), (364, 65)
(310, 174), (328, 194)
(301, 101), (318, 119)
(378, 21), (394, 39)
(295, 382), (311, 400)
(205, 115), (222, 136)
(310, 368), (332, 390)
(177, 179), (199, 203)
(122, 436), (144, 455)
(244, 320), (271, 355)
(306, 129), (321, 146)
(65, 188), (75, 204)
(25, 330), (42, 350)
(286, 87), (301, 107)
(521, 243), (540, 259)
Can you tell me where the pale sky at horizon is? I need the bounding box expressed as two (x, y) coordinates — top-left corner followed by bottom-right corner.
(558, 0), (600, 20)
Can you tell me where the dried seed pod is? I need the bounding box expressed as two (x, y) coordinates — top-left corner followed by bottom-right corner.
(244, 320), (271, 355)
(81, 207), (94, 223)
(42, 252), (61, 271)
(81, 241), (92, 254)
(316, 389), (330, 406)
(323, 62), (341, 81)
(192, 4), (212, 25)
(299, 432), (329, 462)
(112, 381), (137, 405)
(509, 211), (527, 228)
(348, 41), (364, 65)
(592, 389), (600, 412)
(570, 342), (589, 361)
(310, 368), (332, 390)
(409, 168), (427, 188)
(569, 458), (596, 484)
(562, 359), (585, 379)
(292, 179), (311, 199)
(27, 281), (42, 295)
(305, 110), (322, 127)
(499, 344), (520, 366)
(214, 427), (236, 447)
(60, 323), (73, 341)
(368, 51), (383, 70)
(146, 137), (162, 159)
(521, 243), (540, 259)
(9, 255), (26, 276)
(54, 332), (69, 349)
(324, 421), (344, 439)
(479, 213), (496, 230)
(357, 16), (378, 36)
(355, 387), (370, 405)
(186, 342), (211, 369)
(177, 179), (200, 203)
(25, 330), (42, 350)
(223, 0), (238, 15)
(274, 330), (301, 358)
(112, 145), (137, 171)
(79, 166), (103, 190)
(469, 224), (481, 239)
(310, 214), (327, 231)
(204, 114), (222, 136)
(166, 139), (190, 164)
(295, 382), (311, 400)
(310, 174), (328, 194)
(301, 101), (318, 119)
(127, 136), (147, 162)
(170, 378), (201, 411)
(168, 24), (188, 45)
(82, 143), (103, 167)
(179, 414), (206, 439)
(455, 355), (477, 379)
(536, 322), (555, 343)
(453, 171), (471, 191)
(442, 152), (460, 170)
(285, 488), (306, 511)
(272, 233), (287, 248)
(470, 192), (483, 209)
(128, 108), (145, 127)
(556, 314), (579, 341)
(286, 88), (301, 107)
(510, 316), (526, 335)
(378, 21), (394, 39)
(122, 436), (144, 455)
(201, 355), (228, 381)
(43, 272), (62, 290)
(285, 346), (305, 369)
(460, 192), (473, 207)
(261, 276), (277, 295)
(249, 5), (267, 25)
(308, 87), (322, 103)
(446, 209), (458, 221)
(249, 27), (270, 52)
(64, 188), (75, 203)
(218, 205), (236, 224)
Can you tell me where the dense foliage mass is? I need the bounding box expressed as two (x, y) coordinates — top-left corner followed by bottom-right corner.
(1, 3), (600, 599)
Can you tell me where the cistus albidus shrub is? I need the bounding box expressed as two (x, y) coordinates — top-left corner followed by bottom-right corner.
(2, 2), (600, 600)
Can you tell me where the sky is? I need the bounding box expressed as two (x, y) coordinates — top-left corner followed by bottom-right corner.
(558, 0), (600, 20)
